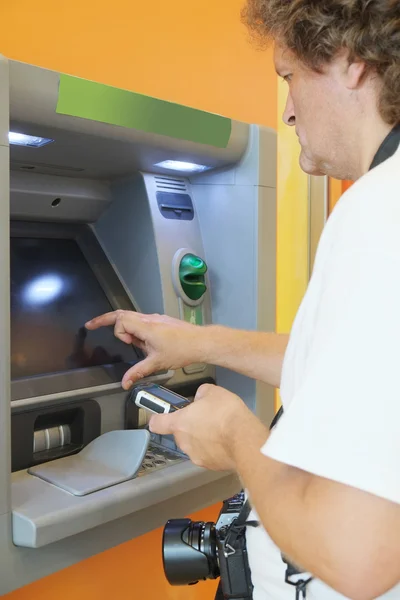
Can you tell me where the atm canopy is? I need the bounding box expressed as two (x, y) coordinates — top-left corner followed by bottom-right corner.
(8, 60), (250, 181)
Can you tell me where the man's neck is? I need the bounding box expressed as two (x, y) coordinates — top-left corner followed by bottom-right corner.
(355, 120), (393, 179)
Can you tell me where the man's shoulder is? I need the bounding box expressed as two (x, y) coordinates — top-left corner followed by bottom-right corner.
(325, 148), (400, 250)
(310, 147), (400, 274)
(344, 147), (399, 203)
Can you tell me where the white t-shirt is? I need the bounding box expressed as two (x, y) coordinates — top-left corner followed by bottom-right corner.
(247, 145), (400, 599)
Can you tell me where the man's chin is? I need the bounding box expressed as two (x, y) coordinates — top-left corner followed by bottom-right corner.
(299, 150), (326, 176)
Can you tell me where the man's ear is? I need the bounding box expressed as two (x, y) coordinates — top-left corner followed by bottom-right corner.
(346, 59), (368, 90)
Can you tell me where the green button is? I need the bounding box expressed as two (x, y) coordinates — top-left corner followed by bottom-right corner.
(179, 253), (207, 301)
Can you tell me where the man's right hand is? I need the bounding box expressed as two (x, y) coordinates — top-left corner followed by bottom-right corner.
(86, 310), (288, 390)
(85, 310), (202, 389)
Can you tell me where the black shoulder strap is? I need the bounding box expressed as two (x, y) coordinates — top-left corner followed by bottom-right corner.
(233, 500), (253, 526)
(269, 405), (284, 429)
(369, 124), (400, 170)
(235, 406), (285, 525)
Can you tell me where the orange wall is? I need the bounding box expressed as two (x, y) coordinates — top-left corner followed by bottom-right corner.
(5, 505), (223, 600)
(0, 0), (277, 129)
(329, 180), (353, 214)
(1, 1), (277, 599)
(342, 180), (353, 193)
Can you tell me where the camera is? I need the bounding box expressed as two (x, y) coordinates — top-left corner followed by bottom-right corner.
(162, 491), (254, 599)
(162, 407), (287, 599)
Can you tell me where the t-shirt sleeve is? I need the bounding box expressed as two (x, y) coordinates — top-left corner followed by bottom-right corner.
(263, 249), (400, 504)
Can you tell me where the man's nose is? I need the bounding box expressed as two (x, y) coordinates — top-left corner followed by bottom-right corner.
(283, 92), (295, 126)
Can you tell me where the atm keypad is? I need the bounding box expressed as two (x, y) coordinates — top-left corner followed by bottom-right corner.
(137, 444), (186, 476)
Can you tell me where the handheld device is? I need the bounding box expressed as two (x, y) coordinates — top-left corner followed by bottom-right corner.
(131, 383), (192, 415)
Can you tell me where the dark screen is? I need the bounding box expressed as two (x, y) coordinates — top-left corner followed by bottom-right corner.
(11, 237), (141, 380)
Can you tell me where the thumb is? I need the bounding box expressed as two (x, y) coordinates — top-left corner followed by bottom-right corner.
(194, 383), (215, 401)
(121, 357), (159, 389)
(148, 412), (177, 436)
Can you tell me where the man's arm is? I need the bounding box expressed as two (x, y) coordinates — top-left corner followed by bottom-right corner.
(86, 311), (289, 389)
(199, 326), (288, 388)
(150, 386), (400, 600)
(231, 415), (400, 600)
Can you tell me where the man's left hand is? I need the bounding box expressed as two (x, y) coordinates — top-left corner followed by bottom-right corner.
(149, 383), (266, 471)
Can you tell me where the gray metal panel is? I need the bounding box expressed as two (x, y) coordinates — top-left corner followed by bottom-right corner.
(190, 126), (277, 190)
(94, 173), (215, 390)
(143, 173), (213, 320)
(10, 171), (111, 223)
(194, 183), (260, 329)
(255, 185), (277, 426)
(140, 174), (215, 389)
(28, 430), (150, 496)
(11, 370), (173, 413)
(256, 186), (277, 335)
(1, 471), (239, 595)
(192, 126), (277, 422)
(0, 56), (8, 147)
(0, 150), (10, 516)
(9, 60), (250, 178)
(12, 461), (236, 548)
(96, 391), (128, 433)
(235, 125), (277, 189)
(193, 183), (261, 411)
(95, 174), (164, 315)
(0, 57), (10, 518)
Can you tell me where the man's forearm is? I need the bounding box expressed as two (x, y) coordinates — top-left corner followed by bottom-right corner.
(197, 326), (288, 388)
(230, 414), (400, 600)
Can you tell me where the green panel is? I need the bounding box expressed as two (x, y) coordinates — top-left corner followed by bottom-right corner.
(56, 75), (231, 148)
(183, 304), (204, 326)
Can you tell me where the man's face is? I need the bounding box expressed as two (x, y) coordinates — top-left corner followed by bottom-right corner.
(274, 44), (352, 178)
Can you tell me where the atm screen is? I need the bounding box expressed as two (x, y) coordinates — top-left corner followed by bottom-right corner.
(11, 237), (142, 380)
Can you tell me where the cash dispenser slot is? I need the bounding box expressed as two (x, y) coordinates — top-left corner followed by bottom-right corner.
(11, 399), (101, 472)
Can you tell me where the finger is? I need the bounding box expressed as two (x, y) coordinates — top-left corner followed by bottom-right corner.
(87, 311), (149, 343)
(121, 357), (159, 389)
(148, 413), (177, 436)
(86, 312), (146, 351)
(114, 314), (134, 345)
(194, 383), (215, 400)
(85, 311), (120, 330)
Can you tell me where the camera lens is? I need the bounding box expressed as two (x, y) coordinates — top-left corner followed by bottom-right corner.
(162, 518), (220, 585)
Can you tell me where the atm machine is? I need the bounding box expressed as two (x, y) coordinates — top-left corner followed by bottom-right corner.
(0, 55), (277, 594)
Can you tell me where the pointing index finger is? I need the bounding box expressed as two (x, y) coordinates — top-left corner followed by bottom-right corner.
(85, 311), (120, 329)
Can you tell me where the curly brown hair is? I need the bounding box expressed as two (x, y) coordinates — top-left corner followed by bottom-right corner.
(242, 0), (400, 125)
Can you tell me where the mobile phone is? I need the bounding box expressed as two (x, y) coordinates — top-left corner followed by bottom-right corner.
(131, 383), (192, 415)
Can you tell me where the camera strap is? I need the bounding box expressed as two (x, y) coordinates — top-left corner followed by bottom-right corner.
(226, 406), (285, 548)
(226, 405), (285, 549)
(222, 499), (258, 558)
(283, 559), (313, 599)
(223, 408), (283, 556)
(224, 406), (314, 597)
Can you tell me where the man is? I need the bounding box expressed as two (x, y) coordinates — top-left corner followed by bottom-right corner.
(86, 1), (400, 597)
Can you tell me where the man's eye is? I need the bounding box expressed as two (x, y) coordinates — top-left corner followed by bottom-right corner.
(282, 74), (292, 83)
